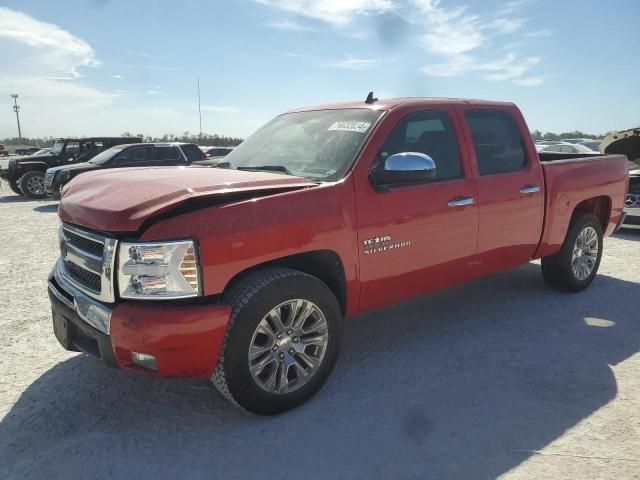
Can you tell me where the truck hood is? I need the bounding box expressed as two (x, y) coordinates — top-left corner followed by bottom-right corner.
(58, 166), (315, 233)
(48, 162), (97, 175)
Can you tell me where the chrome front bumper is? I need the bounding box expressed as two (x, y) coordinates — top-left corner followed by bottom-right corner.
(49, 259), (113, 334)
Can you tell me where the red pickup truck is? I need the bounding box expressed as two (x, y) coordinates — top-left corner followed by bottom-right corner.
(48, 97), (628, 414)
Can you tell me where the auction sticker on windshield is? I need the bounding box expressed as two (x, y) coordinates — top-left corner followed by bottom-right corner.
(328, 121), (371, 133)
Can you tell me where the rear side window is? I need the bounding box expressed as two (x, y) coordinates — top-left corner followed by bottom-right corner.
(465, 110), (528, 175)
(180, 144), (205, 162)
(380, 110), (463, 181)
(153, 146), (180, 161)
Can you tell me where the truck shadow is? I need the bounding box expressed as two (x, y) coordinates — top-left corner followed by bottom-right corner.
(32, 204), (59, 213)
(613, 229), (640, 241)
(1, 264), (638, 479)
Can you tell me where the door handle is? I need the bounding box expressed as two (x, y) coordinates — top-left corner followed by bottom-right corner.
(520, 185), (540, 194)
(448, 197), (475, 207)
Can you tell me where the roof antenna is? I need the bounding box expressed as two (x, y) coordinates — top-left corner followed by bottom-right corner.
(365, 91), (378, 104)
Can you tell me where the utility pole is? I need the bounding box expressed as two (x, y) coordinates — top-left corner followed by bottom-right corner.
(197, 77), (202, 141)
(11, 94), (22, 140)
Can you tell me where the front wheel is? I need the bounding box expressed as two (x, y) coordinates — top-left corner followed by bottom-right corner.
(18, 171), (46, 199)
(212, 268), (342, 415)
(541, 212), (603, 292)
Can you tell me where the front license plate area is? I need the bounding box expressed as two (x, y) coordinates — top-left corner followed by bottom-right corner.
(52, 310), (71, 349)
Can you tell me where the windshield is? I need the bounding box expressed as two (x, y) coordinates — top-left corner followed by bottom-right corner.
(51, 140), (65, 155)
(89, 145), (125, 164)
(224, 109), (383, 180)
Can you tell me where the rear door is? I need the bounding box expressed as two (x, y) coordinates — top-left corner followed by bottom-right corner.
(455, 107), (544, 271)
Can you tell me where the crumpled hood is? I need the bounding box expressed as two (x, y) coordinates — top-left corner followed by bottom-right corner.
(59, 166), (314, 233)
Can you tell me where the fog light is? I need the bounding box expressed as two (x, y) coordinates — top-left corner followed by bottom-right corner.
(131, 352), (158, 371)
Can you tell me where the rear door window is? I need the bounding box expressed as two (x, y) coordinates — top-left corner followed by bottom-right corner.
(465, 110), (528, 175)
(153, 146), (181, 161)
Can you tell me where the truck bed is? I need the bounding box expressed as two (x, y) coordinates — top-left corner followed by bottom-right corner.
(535, 153), (628, 258)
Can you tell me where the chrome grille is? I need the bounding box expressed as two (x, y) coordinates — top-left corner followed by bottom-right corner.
(45, 171), (55, 188)
(63, 228), (104, 256)
(59, 224), (118, 303)
(65, 260), (101, 291)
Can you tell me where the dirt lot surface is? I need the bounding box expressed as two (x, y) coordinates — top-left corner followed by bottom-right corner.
(0, 188), (639, 480)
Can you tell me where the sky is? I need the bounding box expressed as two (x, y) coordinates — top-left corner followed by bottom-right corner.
(0, 0), (638, 140)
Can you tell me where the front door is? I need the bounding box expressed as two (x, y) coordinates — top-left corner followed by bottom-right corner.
(354, 106), (479, 312)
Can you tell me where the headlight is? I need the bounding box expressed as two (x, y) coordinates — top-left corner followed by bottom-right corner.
(117, 240), (201, 299)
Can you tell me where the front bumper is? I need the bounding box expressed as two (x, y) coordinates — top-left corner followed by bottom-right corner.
(48, 264), (232, 378)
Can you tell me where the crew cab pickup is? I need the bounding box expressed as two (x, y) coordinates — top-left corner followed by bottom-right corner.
(48, 97), (628, 415)
(45, 142), (205, 195)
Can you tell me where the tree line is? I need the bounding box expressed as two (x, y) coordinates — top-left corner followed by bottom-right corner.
(530, 130), (612, 141)
(1, 129), (617, 148)
(0, 131), (244, 147)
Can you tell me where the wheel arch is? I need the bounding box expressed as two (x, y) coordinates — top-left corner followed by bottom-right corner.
(222, 250), (348, 315)
(572, 195), (611, 232)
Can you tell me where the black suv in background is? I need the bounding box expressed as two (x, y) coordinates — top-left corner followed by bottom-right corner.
(0, 137), (140, 198)
(45, 142), (205, 194)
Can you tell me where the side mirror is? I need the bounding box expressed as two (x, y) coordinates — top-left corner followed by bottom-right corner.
(372, 152), (436, 187)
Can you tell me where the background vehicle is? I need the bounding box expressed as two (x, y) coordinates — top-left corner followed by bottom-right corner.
(539, 142), (599, 154)
(0, 144), (7, 157)
(14, 146), (40, 156)
(601, 127), (640, 229)
(32, 148), (52, 156)
(48, 97), (627, 415)
(194, 146), (236, 166)
(45, 142), (205, 194)
(562, 138), (595, 144)
(0, 137), (140, 198)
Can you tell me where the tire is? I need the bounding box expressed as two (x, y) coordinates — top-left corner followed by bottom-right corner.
(18, 171), (46, 199)
(8, 179), (23, 195)
(212, 267), (342, 415)
(541, 212), (603, 292)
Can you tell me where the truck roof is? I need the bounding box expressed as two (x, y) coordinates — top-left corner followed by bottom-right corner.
(287, 97), (516, 113)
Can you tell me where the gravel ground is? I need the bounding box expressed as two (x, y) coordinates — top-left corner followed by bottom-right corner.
(0, 188), (639, 480)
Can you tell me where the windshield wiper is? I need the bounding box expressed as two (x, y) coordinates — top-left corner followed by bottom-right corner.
(236, 165), (293, 175)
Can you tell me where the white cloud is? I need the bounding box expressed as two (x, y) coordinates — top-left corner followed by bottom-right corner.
(113, 74), (123, 79)
(321, 57), (380, 69)
(267, 18), (314, 31)
(0, 7), (118, 109)
(415, 0), (546, 85)
(513, 76), (547, 87)
(147, 85), (162, 95)
(254, 0), (394, 26)
(525, 29), (552, 38)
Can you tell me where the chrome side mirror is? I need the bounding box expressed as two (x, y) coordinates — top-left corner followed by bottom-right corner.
(372, 152), (437, 187)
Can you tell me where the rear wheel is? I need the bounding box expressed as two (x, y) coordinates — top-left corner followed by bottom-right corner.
(18, 171), (46, 199)
(212, 267), (342, 415)
(541, 212), (603, 292)
(8, 179), (22, 195)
